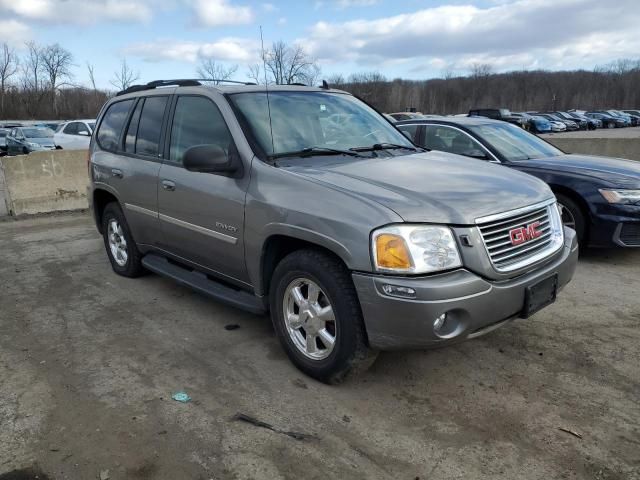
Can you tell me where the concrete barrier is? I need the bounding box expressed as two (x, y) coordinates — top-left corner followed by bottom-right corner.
(543, 137), (640, 161)
(0, 150), (89, 216)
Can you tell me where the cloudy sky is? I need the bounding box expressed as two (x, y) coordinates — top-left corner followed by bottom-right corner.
(1, 0), (638, 89)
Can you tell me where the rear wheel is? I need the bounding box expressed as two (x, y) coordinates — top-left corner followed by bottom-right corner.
(607, 122), (615, 129)
(270, 249), (377, 384)
(101, 202), (145, 277)
(555, 193), (586, 246)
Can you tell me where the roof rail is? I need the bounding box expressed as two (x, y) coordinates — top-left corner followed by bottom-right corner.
(115, 78), (257, 96)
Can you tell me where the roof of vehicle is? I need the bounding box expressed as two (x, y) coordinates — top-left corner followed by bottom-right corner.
(114, 79), (349, 99)
(395, 116), (499, 127)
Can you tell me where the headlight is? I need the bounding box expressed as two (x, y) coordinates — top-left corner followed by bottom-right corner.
(28, 142), (41, 148)
(599, 189), (640, 205)
(372, 225), (462, 274)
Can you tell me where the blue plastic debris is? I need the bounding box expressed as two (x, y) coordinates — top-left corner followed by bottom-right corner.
(172, 391), (191, 403)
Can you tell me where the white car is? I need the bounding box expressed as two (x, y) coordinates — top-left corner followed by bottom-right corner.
(549, 121), (567, 132)
(53, 120), (96, 150)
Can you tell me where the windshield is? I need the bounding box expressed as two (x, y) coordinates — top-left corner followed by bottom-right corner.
(469, 122), (563, 161)
(229, 91), (413, 158)
(23, 127), (54, 138)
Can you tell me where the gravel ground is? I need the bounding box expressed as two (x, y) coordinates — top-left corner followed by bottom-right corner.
(0, 213), (639, 480)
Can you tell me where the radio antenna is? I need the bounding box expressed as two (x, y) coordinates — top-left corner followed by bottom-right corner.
(260, 26), (275, 156)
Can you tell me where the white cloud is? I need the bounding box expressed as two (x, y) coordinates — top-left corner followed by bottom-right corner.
(125, 38), (257, 64)
(0, 0), (153, 24)
(277, 17), (287, 25)
(189, 0), (253, 27)
(303, 0), (640, 74)
(0, 19), (31, 44)
(262, 3), (277, 12)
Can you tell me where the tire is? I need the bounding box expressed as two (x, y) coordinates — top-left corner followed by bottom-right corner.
(269, 249), (377, 384)
(101, 202), (145, 278)
(607, 122), (615, 129)
(555, 193), (586, 246)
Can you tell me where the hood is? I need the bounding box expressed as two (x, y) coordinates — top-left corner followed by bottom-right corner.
(280, 151), (553, 224)
(514, 154), (640, 188)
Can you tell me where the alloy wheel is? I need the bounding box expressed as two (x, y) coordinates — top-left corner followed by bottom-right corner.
(283, 278), (337, 360)
(107, 219), (128, 267)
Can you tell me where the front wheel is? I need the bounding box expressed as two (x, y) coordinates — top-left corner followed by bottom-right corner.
(270, 249), (377, 384)
(556, 193), (586, 246)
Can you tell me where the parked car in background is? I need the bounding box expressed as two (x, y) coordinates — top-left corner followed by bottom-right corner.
(54, 120), (96, 150)
(537, 113), (579, 131)
(615, 110), (640, 126)
(468, 108), (524, 127)
(599, 110), (633, 127)
(388, 112), (424, 121)
(586, 112), (626, 129)
(6, 126), (56, 155)
(0, 122), (23, 128)
(622, 109), (640, 118)
(89, 79), (577, 382)
(532, 114), (567, 132)
(35, 122), (62, 131)
(395, 117), (640, 248)
(0, 128), (8, 156)
(568, 111), (601, 129)
(554, 112), (588, 130)
(511, 113), (552, 133)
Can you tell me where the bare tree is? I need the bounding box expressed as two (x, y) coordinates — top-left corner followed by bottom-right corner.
(110, 58), (140, 91)
(263, 41), (320, 85)
(196, 59), (238, 84)
(0, 42), (19, 116)
(246, 64), (263, 84)
(41, 43), (74, 116)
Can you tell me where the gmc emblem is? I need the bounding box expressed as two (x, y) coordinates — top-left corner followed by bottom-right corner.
(510, 221), (542, 246)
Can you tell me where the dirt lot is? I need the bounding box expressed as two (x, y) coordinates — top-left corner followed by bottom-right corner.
(1, 213), (639, 480)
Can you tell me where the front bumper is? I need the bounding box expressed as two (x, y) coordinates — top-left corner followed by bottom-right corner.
(353, 227), (578, 350)
(589, 203), (640, 247)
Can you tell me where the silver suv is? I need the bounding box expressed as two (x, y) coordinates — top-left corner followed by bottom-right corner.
(89, 79), (578, 383)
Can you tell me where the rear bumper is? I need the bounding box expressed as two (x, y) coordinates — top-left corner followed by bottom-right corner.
(353, 227), (578, 350)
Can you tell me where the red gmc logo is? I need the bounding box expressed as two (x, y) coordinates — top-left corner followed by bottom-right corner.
(510, 221), (542, 246)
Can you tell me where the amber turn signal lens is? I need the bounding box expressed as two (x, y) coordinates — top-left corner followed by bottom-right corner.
(375, 234), (412, 270)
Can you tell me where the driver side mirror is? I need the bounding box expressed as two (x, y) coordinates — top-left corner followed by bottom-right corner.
(183, 144), (237, 174)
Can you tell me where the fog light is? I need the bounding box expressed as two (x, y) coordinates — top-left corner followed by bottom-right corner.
(381, 284), (416, 299)
(433, 314), (447, 332)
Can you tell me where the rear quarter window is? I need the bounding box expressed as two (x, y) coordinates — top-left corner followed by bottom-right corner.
(96, 99), (135, 151)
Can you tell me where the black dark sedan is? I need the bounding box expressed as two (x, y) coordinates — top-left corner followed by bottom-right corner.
(396, 117), (640, 248)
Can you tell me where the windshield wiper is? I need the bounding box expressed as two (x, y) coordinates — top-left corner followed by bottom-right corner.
(268, 146), (365, 160)
(350, 143), (423, 152)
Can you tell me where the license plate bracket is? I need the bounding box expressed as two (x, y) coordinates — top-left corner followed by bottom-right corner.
(521, 274), (558, 318)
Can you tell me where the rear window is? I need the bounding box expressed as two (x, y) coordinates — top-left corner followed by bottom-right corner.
(97, 99), (134, 151)
(135, 96), (168, 157)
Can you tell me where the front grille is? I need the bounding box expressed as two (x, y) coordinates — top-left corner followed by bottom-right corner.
(619, 223), (640, 246)
(477, 202), (562, 272)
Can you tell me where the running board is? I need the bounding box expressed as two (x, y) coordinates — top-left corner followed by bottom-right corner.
(141, 254), (266, 315)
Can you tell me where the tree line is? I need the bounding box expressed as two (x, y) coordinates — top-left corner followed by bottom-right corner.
(2, 38), (640, 120)
(329, 60), (640, 114)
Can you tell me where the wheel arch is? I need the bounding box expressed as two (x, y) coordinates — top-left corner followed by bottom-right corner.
(258, 232), (353, 300)
(93, 187), (121, 234)
(548, 183), (591, 240)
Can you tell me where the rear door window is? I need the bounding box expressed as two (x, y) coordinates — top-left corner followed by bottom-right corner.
(135, 96), (169, 157)
(97, 99), (134, 151)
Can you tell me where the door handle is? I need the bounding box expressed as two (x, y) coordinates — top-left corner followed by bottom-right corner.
(111, 168), (123, 178)
(161, 180), (176, 191)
